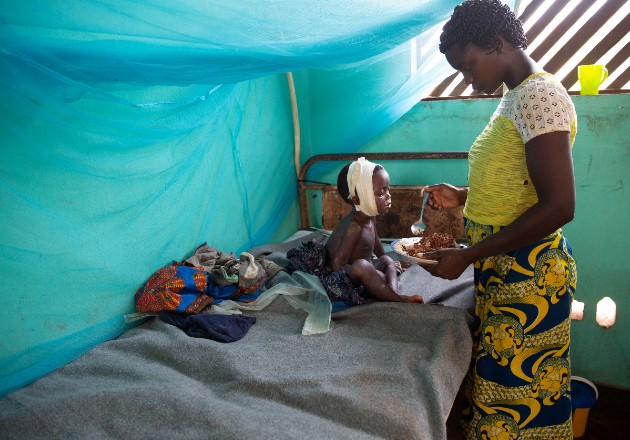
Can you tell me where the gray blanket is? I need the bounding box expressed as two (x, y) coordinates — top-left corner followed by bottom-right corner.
(0, 231), (474, 440)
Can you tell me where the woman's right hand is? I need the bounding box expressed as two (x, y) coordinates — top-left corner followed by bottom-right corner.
(421, 183), (466, 209)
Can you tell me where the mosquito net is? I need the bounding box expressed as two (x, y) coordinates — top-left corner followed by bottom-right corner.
(0, 0), (514, 396)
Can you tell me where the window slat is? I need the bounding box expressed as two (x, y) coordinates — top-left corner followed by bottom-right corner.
(560, 13), (630, 87)
(605, 41), (630, 89)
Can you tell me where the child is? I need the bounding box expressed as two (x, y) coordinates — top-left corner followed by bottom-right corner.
(288, 157), (423, 308)
(420, 1), (577, 438)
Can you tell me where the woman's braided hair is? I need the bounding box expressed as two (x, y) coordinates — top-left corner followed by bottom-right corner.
(439, 0), (527, 54)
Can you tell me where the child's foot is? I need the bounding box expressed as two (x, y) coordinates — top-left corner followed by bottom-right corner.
(404, 295), (424, 304)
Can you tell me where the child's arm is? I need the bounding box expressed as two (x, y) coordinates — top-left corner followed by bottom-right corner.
(373, 231), (385, 257)
(328, 223), (362, 272)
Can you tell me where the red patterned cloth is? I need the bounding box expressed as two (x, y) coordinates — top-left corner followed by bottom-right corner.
(135, 265), (214, 314)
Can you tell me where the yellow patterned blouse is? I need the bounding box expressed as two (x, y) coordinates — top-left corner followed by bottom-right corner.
(463, 72), (577, 226)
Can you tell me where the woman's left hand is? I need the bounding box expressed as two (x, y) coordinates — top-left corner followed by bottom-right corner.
(419, 247), (472, 280)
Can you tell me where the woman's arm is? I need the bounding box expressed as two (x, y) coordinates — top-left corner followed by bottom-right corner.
(423, 131), (575, 279)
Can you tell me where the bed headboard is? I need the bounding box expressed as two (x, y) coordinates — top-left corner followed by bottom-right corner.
(298, 152), (469, 239)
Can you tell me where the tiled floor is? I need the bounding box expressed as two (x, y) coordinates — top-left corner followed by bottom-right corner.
(446, 383), (630, 439)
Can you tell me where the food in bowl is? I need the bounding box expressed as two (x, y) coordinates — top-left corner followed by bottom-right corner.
(401, 232), (458, 258)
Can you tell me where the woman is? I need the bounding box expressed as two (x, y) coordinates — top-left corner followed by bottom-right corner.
(420, 1), (577, 438)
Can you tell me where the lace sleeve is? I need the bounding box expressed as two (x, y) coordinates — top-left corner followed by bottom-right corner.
(512, 78), (574, 144)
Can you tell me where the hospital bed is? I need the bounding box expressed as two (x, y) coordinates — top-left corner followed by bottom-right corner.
(0, 152), (475, 440)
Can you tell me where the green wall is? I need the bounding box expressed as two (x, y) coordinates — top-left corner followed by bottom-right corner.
(363, 94), (630, 389)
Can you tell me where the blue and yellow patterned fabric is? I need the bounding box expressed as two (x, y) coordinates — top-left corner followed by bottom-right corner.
(462, 218), (576, 440)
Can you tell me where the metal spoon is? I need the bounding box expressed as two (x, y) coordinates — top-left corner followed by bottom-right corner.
(410, 191), (429, 236)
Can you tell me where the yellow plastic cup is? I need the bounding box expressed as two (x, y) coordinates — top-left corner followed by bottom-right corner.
(578, 64), (608, 95)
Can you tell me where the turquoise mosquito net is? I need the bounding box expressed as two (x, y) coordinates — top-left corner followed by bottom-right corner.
(0, 0), (514, 396)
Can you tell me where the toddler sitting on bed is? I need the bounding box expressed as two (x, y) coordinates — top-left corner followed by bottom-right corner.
(287, 157), (423, 309)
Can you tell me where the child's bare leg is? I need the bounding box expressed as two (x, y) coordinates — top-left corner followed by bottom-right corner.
(374, 255), (398, 292)
(347, 259), (422, 303)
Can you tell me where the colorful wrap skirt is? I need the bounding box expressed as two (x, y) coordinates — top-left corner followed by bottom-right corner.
(462, 219), (577, 440)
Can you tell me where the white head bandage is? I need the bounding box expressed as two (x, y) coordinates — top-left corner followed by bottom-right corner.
(347, 157), (380, 217)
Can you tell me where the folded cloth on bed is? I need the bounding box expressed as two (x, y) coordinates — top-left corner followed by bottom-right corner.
(135, 244), (283, 314)
(134, 265), (214, 314)
(185, 242), (283, 286)
(185, 243), (240, 285)
(158, 311), (256, 342)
